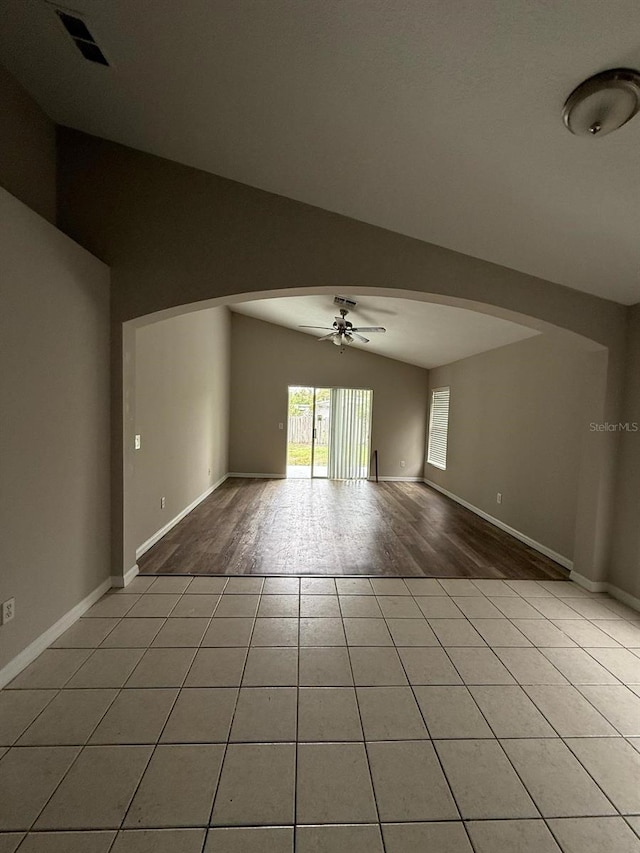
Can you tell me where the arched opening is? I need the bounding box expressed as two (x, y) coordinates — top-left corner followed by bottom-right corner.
(118, 286), (611, 589)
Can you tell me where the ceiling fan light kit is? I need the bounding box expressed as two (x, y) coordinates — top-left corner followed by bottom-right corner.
(562, 68), (640, 137)
(298, 298), (387, 352)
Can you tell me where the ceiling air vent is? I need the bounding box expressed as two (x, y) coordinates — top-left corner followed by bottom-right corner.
(56, 9), (109, 66)
(334, 296), (357, 309)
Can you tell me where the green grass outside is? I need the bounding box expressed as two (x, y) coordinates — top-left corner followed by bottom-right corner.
(287, 443), (328, 466)
(288, 443), (370, 469)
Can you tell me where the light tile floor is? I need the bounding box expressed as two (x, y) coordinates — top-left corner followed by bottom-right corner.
(1, 575), (640, 852)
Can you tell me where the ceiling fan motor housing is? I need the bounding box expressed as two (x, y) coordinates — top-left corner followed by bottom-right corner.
(298, 300), (385, 346)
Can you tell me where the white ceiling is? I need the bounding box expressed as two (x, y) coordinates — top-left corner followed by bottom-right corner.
(1, 1), (640, 303)
(231, 295), (538, 369)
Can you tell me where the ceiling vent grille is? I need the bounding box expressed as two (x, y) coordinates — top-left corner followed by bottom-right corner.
(56, 10), (109, 66)
(334, 296), (357, 309)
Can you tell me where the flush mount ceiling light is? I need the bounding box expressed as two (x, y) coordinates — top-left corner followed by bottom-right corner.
(563, 68), (640, 137)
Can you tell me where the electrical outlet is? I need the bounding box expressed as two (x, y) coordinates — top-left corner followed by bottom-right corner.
(278, 422), (284, 430)
(2, 598), (15, 625)
(497, 492), (502, 505)
(400, 460), (406, 468)
(134, 434), (141, 450)
(160, 496), (166, 509)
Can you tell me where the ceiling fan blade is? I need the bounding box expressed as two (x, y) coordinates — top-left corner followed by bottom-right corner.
(317, 333), (336, 341)
(299, 325), (334, 330)
(352, 326), (386, 333)
(352, 332), (370, 343)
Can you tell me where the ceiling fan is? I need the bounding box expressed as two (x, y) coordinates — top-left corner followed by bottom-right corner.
(299, 299), (386, 347)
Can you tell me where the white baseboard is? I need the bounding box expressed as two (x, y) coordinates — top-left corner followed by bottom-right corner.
(371, 476), (423, 482)
(227, 473), (286, 479)
(606, 583), (640, 613)
(111, 563), (139, 589)
(568, 570), (607, 593)
(423, 479), (573, 571)
(135, 474), (228, 560)
(570, 571), (640, 613)
(0, 576), (112, 689)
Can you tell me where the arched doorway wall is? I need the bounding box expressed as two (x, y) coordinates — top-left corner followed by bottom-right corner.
(117, 285), (617, 593)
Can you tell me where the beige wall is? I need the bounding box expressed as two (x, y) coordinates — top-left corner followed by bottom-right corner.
(610, 304), (640, 598)
(0, 188), (110, 676)
(133, 307), (230, 552)
(57, 129), (626, 346)
(230, 314), (428, 478)
(426, 334), (590, 562)
(0, 63), (56, 224)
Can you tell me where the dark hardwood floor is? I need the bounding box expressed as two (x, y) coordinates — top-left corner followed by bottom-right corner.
(138, 479), (568, 580)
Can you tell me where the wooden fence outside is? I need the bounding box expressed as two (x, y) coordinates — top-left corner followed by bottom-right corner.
(288, 414), (329, 445)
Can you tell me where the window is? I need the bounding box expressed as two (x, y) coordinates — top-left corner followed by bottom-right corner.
(427, 386), (450, 470)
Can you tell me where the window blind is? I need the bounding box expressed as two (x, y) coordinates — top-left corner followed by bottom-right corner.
(427, 387), (450, 470)
(328, 388), (373, 480)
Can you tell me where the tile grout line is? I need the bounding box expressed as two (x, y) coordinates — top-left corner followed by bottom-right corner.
(203, 578), (261, 845)
(340, 602), (389, 853)
(390, 616), (484, 853)
(5, 688), (61, 748)
(8, 814), (636, 832)
(193, 574), (235, 853)
(5, 731), (636, 747)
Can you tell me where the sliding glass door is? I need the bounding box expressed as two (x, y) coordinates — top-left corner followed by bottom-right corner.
(286, 386), (330, 478)
(287, 386), (373, 480)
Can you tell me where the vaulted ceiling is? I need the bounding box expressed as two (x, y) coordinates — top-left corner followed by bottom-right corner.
(231, 295), (538, 369)
(1, 0), (639, 304)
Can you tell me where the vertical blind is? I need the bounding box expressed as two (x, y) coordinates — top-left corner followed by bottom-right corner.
(427, 386), (450, 470)
(328, 388), (373, 480)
